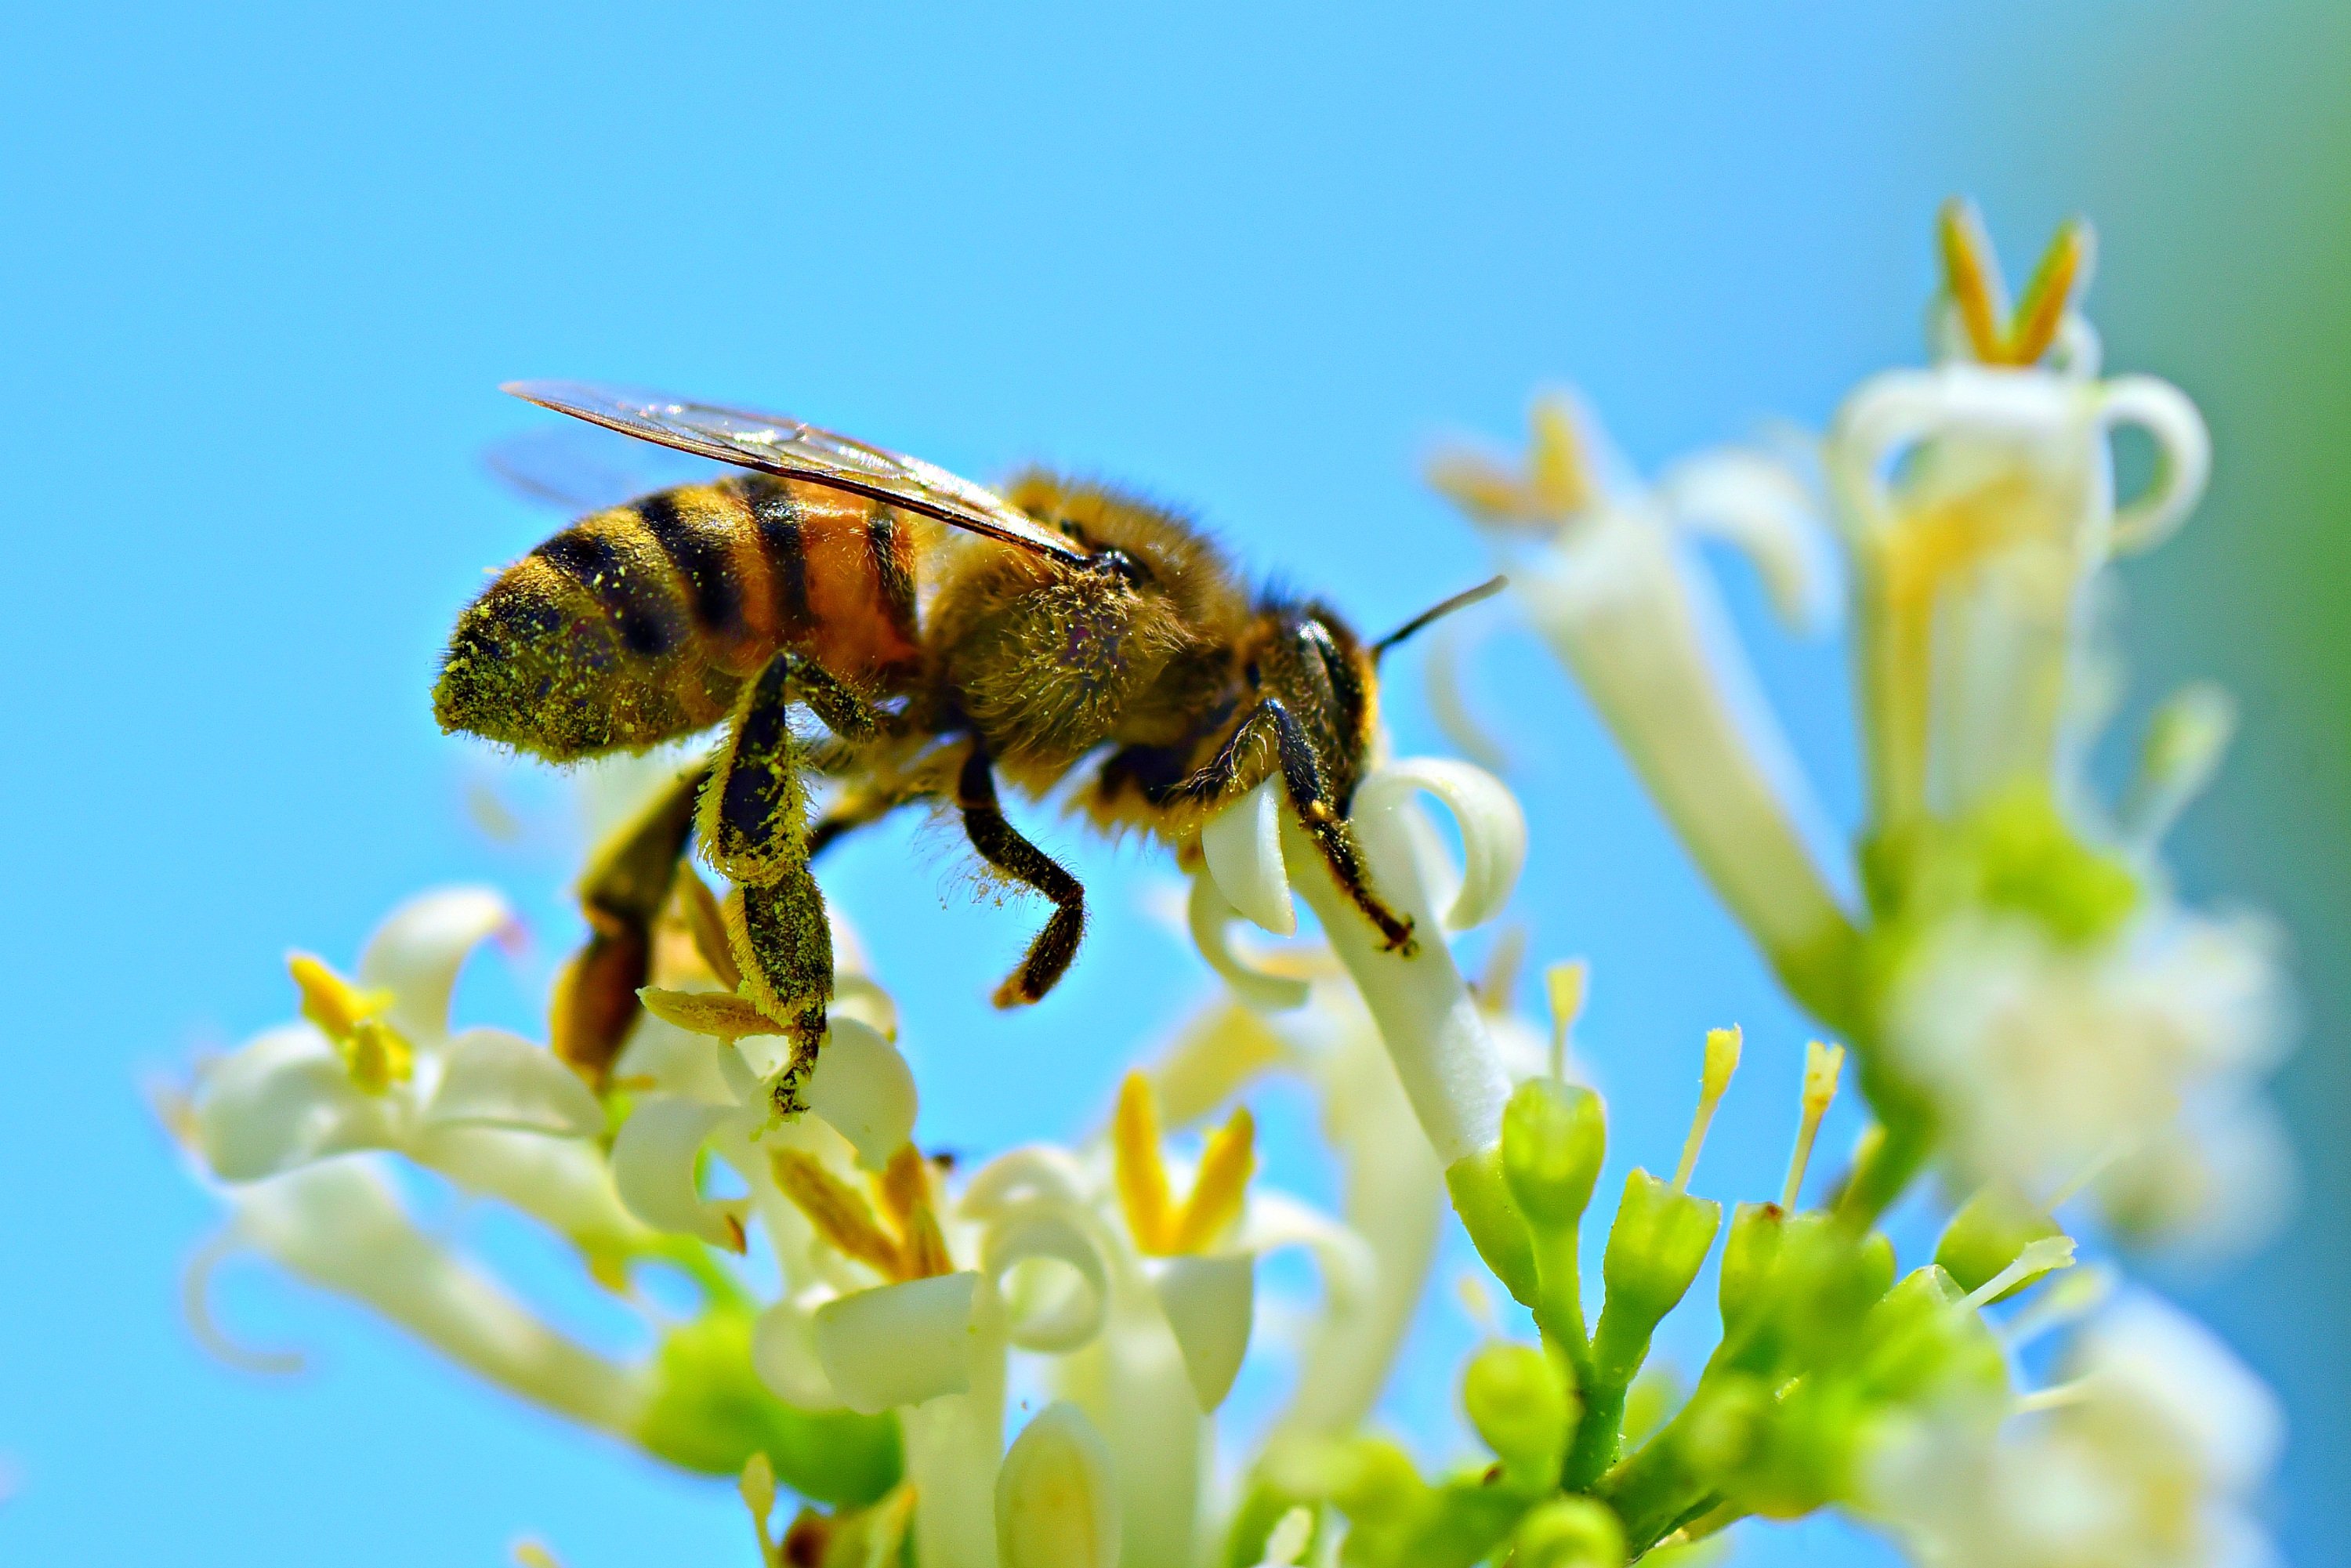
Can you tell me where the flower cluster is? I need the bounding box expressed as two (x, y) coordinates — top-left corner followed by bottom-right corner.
(168, 201), (2288, 1567)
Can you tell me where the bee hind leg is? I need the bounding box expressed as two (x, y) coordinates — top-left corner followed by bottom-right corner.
(1186, 699), (1417, 956)
(551, 759), (711, 1088)
(698, 650), (881, 1113)
(958, 741), (1087, 1008)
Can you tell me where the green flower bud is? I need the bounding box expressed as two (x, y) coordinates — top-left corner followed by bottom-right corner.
(1461, 1342), (1573, 1486)
(1512, 1497), (1627, 1568)
(1856, 1266), (2009, 1404)
(1446, 1146), (1540, 1306)
(1598, 1169), (1722, 1364)
(637, 1305), (901, 1507)
(1502, 1077), (1607, 1233)
(1935, 1186), (2063, 1303)
(1717, 1200), (1786, 1335)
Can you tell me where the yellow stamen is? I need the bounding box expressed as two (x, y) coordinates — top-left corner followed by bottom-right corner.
(1426, 449), (1538, 525)
(1169, 1104), (1255, 1254)
(1544, 958), (1588, 1081)
(1780, 1040), (1845, 1210)
(772, 1149), (904, 1278)
(1673, 1026), (1741, 1192)
(675, 871), (743, 989)
(1938, 197), (2008, 363)
(1936, 197), (2094, 367)
(1113, 1071), (1177, 1254)
(2008, 218), (2092, 367)
(878, 1144), (954, 1280)
(288, 952), (411, 1092)
(1527, 397), (1592, 517)
(739, 1452), (779, 1566)
(639, 986), (776, 1042)
(512, 1541), (564, 1568)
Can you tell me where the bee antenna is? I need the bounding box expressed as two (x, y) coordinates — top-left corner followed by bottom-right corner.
(1371, 575), (1508, 662)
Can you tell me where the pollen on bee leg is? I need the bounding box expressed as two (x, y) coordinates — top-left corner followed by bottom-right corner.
(1779, 1040), (1845, 1211)
(1673, 1025), (1742, 1193)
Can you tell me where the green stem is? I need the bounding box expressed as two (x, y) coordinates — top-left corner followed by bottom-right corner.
(1530, 1224), (1592, 1389)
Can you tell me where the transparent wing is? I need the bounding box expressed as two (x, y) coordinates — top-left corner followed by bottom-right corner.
(502, 380), (1091, 565)
(484, 422), (726, 513)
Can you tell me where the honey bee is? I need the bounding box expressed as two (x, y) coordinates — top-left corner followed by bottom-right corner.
(437, 382), (1499, 1103)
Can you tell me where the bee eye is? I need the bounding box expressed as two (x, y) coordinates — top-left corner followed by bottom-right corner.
(1088, 548), (1149, 586)
(1244, 660), (1261, 686)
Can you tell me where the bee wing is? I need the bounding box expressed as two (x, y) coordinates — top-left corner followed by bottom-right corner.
(483, 422), (727, 513)
(502, 380), (1091, 566)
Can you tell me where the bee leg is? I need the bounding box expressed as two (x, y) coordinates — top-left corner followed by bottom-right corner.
(697, 650), (880, 1111)
(957, 741), (1088, 1008)
(1192, 700), (1418, 956)
(551, 759), (711, 1088)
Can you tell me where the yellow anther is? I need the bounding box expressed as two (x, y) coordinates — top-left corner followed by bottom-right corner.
(880, 1144), (954, 1280)
(288, 952), (411, 1092)
(1113, 1071), (1178, 1253)
(1169, 1105), (1255, 1254)
(512, 1541), (564, 1568)
(1673, 1025), (1742, 1192)
(1780, 1040), (1846, 1211)
(639, 986), (777, 1042)
(773, 1148), (904, 1279)
(1936, 197), (2095, 368)
(1113, 1071), (1258, 1256)
(1544, 958), (1589, 1081)
(1526, 397), (1592, 517)
(674, 871), (744, 990)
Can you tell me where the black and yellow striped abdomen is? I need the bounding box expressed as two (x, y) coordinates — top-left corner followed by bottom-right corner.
(434, 474), (924, 760)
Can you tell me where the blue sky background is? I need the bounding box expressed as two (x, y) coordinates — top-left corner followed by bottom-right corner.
(2, 4), (2343, 1563)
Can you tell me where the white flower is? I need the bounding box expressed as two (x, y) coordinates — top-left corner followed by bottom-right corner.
(186, 889), (636, 1247)
(1883, 907), (2288, 1244)
(1430, 394), (1857, 1014)
(1194, 755), (1526, 1168)
(1867, 1293), (2283, 1568)
(1824, 349), (2208, 835)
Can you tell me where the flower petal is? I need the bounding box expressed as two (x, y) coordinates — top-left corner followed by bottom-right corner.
(193, 1026), (405, 1181)
(805, 1016), (918, 1172)
(1657, 447), (1837, 632)
(814, 1271), (981, 1414)
(424, 1028), (603, 1138)
(1354, 759), (1525, 932)
(1147, 1253), (1255, 1411)
(610, 1095), (750, 1250)
(357, 886), (513, 1045)
(1186, 872), (1310, 1012)
(1202, 779), (1297, 936)
(752, 1290), (844, 1410)
(996, 1402), (1121, 1568)
(981, 1208), (1109, 1356)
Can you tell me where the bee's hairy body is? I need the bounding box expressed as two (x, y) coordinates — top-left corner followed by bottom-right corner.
(440, 386), (1428, 1116)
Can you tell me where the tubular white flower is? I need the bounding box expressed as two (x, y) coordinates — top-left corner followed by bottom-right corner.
(1883, 906), (2288, 1243)
(354, 886), (513, 1050)
(1145, 1252), (1255, 1410)
(222, 1160), (650, 1434)
(421, 1027), (603, 1137)
(813, 1270), (984, 1413)
(1825, 363), (2210, 829)
(1186, 864), (1312, 1012)
(802, 1016), (918, 1171)
(997, 1402), (1122, 1568)
(1866, 1292), (2282, 1568)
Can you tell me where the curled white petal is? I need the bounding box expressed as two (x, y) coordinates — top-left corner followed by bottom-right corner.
(961, 1146), (1095, 1222)
(981, 1208), (1110, 1355)
(2098, 375), (2211, 553)
(356, 886), (513, 1045)
(1202, 778), (1297, 936)
(752, 1290), (844, 1410)
(192, 1026), (404, 1181)
(805, 1016), (918, 1171)
(1232, 1190), (1374, 1319)
(1186, 872), (1310, 1012)
(1658, 447), (1836, 632)
(814, 1271), (981, 1414)
(1354, 759), (1525, 932)
(423, 1028), (603, 1138)
(1147, 1253), (1255, 1411)
(408, 1124), (646, 1248)
(996, 1401), (1121, 1568)
(608, 1095), (748, 1248)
